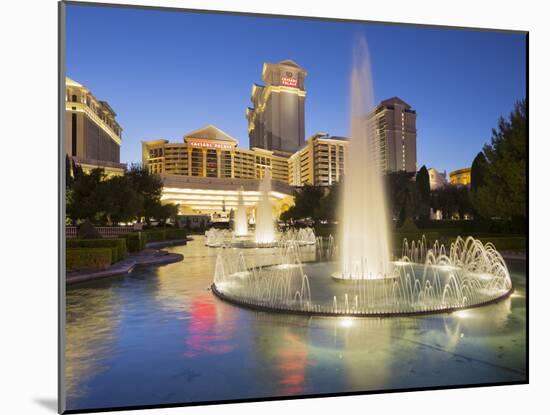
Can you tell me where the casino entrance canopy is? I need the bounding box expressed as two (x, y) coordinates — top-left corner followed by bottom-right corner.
(159, 174), (294, 216)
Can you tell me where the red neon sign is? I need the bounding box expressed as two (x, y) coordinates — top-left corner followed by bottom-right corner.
(281, 77), (297, 87)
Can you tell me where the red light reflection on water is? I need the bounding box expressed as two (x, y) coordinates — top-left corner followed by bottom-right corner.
(183, 294), (234, 358)
(276, 333), (308, 395)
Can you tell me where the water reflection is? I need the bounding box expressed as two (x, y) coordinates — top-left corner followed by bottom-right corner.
(64, 236), (526, 411)
(276, 332), (308, 394)
(184, 293), (235, 358)
(65, 285), (120, 400)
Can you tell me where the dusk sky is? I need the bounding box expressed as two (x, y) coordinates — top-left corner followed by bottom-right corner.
(66, 4), (526, 173)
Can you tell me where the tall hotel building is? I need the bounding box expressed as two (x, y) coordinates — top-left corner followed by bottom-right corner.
(288, 134), (347, 187)
(65, 77), (125, 175)
(246, 60), (307, 154)
(368, 97), (417, 173)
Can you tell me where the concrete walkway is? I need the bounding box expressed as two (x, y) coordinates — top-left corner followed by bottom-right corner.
(66, 249), (184, 285)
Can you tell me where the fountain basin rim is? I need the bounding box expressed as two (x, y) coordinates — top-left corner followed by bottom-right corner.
(205, 241), (316, 249)
(331, 272), (400, 282)
(210, 283), (514, 318)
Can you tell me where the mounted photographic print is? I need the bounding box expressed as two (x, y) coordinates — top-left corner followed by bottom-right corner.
(59, 1), (528, 413)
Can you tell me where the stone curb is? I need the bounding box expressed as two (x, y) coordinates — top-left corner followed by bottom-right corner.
(66, 252), (184, 285)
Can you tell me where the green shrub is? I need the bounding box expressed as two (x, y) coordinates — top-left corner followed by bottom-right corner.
(77, 219), (102, 239)
(66, 248), (112, 271)
(399, 217), (419, 233)
(392, 233), (526, 252)
(143, 228), (187, 243)
(165, 228), (187, 240)
(125, 232), (147, 252)
(143, 229), (166, 242)
(478, 236), (526, 251)
(67, 238), (127, 263)
(394, 232), (442, 245)
(417, 219), (526, 235)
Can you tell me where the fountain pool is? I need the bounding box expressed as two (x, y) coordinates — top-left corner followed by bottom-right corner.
(205, 227), (317, 248)
(212, 236), (512, 316)
(64, 236), (526, 411)
(210, 36), (513, 317)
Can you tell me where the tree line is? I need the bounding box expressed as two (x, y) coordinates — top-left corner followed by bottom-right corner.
(66, 160), (178, 226)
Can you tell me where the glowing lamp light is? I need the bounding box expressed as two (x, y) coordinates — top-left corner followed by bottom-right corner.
(339, 318), (353, 328)
(454, 310), (472, 319)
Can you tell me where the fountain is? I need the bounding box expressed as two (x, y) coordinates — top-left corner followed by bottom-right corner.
(205, 228), (232, 248)
(234, 186), (248, 237)
(205, 169), (317, 248)
(212, 236), (512, 316)
(255, 169), (275, 245)
(336, 37), (392, 280)
(211, 36), (513, 317)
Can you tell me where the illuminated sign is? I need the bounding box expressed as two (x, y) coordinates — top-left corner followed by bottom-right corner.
(187, 139), (234, 149)
(281, 77), (297, 87)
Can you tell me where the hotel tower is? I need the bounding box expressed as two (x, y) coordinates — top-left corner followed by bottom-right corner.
(368, 97), (417, 173)
(65, 77), (125, 175)
(246, 60), (307, 154)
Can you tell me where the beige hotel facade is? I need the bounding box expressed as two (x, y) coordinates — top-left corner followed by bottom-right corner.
(142, 125), (295, 216)
(65, 77), (126, 176)
(246, 60), (307, 154)
(368, 97), (417, 173)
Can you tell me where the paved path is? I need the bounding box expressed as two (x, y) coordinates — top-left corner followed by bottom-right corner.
(66, 249), (183, 285)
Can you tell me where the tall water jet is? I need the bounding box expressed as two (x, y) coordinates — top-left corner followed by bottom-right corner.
(255, 169), (275, 244)
(337, 37), (392, 280)
(234, 186), (248, 237)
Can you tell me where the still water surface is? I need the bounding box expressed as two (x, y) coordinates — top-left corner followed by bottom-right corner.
(65, 236), (526, 411)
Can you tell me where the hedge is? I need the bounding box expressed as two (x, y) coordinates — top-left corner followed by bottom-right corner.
(66, 248), (112, 271)
(394, 232), (443, 246)
(417, 219), (526, 235)
(142, 230), (165, 243)
(124, 229), (187, 252)
(66, 238), (127, 263)
(164, 228), (187, 240)
(142, 228), (187, 243)
(478, 236), (526, 251)
(125, 232), (146, 253)
(392, 233), (526, 252)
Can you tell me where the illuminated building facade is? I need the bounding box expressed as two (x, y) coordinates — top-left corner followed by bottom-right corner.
(159, 174), (294, 217)
(143, 125), (289, 183)
(428, 167), (447, 190)
(367, 97), (417, 173)
(449, 167), (472, 186)
(142, 125), (294, 216)
(288, 133), (348, 187)
(65, 77), (125, 175)
(246, 60), (307, 154)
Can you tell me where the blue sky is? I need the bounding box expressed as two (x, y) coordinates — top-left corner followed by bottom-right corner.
(66, 4), (526, 173)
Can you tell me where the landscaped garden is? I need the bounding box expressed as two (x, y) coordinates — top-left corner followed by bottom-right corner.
(65, 163), (186, 272)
